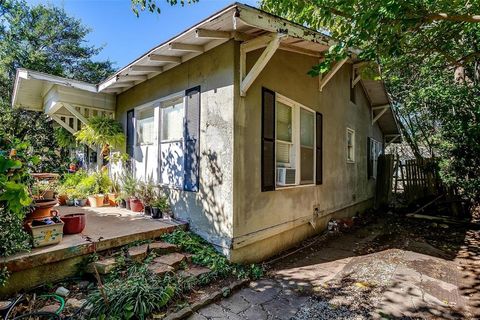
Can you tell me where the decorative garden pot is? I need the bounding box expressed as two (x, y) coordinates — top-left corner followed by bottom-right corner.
(107, 193), (117, 206)
(130, 198), (144, 212)
(151, 207), (162, 219)
(74, 199), (88, 207)
(61, 213), (86, 234)
(144, 205), (152, 216)
(117, 199), (126, 208)
(26, 199), (58, 224)
(57, 194), (68, 205)
(88, 194), (105, 207)
(66, 199), (74, 206)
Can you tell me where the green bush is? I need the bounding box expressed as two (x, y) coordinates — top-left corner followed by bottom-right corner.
(87, 265), (174, 320)
(161, 230), (264, 280)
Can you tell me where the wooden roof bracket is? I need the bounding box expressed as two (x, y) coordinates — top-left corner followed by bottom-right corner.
(351, 63), (362, 88)
(240, 33), (285, 96)
(319, 58), (348, 92)
(372, 104), (390, 124)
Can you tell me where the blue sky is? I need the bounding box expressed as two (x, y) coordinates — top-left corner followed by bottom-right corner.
(26, 0), (259, 68)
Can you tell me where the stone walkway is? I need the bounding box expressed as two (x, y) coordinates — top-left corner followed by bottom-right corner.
(188, 215), (480, 319)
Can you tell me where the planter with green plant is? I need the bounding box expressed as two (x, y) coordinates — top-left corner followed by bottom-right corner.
(120, 171), (138, 211)
(107, 175), (121, 206)
(138, 178), (156, 215)
(151, 195), (169, 219)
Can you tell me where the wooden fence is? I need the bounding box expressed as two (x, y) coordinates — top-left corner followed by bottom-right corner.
(393, 157), (442, 204)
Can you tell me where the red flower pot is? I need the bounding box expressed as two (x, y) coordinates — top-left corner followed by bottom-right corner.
(129, 198), (144, 212)
(61, 213), (86, 234)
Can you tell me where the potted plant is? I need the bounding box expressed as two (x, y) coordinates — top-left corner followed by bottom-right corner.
(73, 189), (88, 207)
(138, 178), (156, 215)
(120, 171), (138, 211)
(151, 195), (169, 219)
(64, 188), (76, 206)
(107, 175), (120, 206)
(116, 192), (127, 208)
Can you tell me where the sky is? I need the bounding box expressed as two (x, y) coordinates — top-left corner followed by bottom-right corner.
(25, 0), (259, 69)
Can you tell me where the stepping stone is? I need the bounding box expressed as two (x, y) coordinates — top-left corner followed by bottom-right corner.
(128, 244), (149, 262)
(148, 262), (174, 276)
(148, 242), (178, 255)
(178, 266), (211, 279)
(153, 253), (187, 268)
(88, 257), (117, 274)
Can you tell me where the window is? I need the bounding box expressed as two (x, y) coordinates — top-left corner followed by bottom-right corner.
(275, 94), (315, 187)
(161, 98), (184, 142)
(368, 138), (382, 178)
(160, 97), (185, 188)
(136, 108), (155, 145)
(346, 128), (355, 162)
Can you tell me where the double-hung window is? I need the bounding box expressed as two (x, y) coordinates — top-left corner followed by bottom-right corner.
(136, 108), (155, 145)
(160, 97), (185, 188)
(275, 94), (315, 187)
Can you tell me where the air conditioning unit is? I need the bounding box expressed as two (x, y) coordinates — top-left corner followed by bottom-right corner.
(277, 168), (296, 186)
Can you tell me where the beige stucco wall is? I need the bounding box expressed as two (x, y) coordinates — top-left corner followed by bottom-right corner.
(231, 45), (383, 262)
(115, 41), (236, 253)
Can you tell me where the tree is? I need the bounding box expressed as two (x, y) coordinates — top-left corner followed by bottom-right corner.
(0, 0), (115, 173)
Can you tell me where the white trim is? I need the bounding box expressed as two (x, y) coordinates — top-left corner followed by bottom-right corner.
(319, 58), (348, 92)
(274, 93), (316, 189)
(346, 128), (355, 163)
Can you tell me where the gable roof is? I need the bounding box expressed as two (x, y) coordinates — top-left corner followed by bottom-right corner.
(12, 2), (400, 139)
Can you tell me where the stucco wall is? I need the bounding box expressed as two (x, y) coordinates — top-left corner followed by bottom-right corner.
(232, 45), (383, 262)
(115, 41), (236, 252)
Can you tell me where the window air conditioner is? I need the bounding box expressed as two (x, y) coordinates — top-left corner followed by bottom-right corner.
(276, 168), (296, 186)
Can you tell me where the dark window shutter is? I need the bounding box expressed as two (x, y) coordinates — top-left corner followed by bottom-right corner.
(126, 109), (135, 157)
(315, 112), (323, 185)
(261, 88), (276, 192)
(367, 137), (372, 178)
(183, 86), (201, 192)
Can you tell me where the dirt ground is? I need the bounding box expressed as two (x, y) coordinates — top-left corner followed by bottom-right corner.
(189, 210), (480, 319)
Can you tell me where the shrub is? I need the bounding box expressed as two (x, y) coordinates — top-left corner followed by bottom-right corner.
(87, 265), (174, 319)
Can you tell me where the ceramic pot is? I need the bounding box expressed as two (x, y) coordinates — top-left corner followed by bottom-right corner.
(144, 205), (152, 216)
(130, 198), (144, 212)
(74, 199), (88, 207)
(107, 193), (117, 206)
(26, 199), (58, 224)
(151, 207), (162, 219)
(88, 194), (105, 207)
(66, 199), (74, 206)
(57, 194), (68, 205)
(61, 213), (86, 234)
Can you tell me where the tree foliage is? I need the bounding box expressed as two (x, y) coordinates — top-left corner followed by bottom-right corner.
(0, 0), (115, 173)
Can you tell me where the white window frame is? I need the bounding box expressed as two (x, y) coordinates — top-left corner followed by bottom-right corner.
(135, 105), (157, 146)
(275, 94), (316, 189)
(346, 128), (355, 163)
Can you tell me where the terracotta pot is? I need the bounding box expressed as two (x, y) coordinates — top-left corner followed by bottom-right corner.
(57, 194), (68, 205)
(61, 213), (86, 234)
(130, 198), (144, 212)
(88, 195), (105, 207)
(107, 193), (117, 206)
(26, 199), (58, 225)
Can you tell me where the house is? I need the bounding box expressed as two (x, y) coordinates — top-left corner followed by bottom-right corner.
(12, 3), (400, 262)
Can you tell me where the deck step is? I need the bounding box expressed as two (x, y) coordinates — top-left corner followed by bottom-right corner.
(178, 265), (211, 279)
(89, 257), (117, 274)
(152, 253), (189, 269)
(148, 242), (179, 255)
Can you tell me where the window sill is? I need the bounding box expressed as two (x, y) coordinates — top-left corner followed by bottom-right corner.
(137, 143), (154, 147)
(275, 183), (316, 190)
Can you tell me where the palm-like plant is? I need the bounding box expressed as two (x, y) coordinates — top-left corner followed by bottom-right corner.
(75, 116), (125, 158)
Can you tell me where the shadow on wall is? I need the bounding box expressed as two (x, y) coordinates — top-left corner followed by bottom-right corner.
(163, 148), (230, 249)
